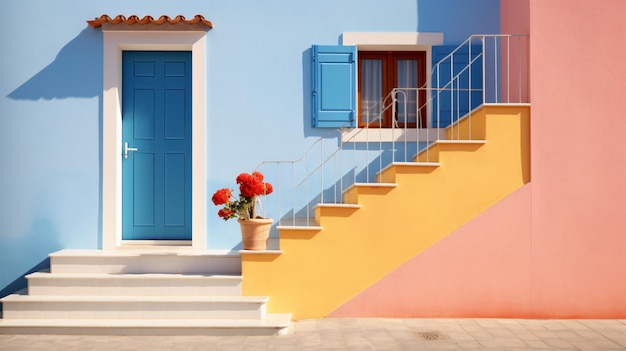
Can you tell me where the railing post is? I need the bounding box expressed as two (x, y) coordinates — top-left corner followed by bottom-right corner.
(482, 35), (486, 105)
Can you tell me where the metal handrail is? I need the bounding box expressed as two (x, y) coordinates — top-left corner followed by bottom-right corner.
(255, 34), (529, 226)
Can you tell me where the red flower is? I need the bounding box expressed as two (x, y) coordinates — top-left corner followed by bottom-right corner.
(252, 171), (264, 181)
(212, 171), (273, 221)
(211, 188), (232, 205)
(218, 208), (234, 218)
(236, 173), (253, 185)
(264, 182), (273, 195)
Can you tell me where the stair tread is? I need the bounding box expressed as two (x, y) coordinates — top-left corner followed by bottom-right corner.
(390, 161), (441, 166)
(276, 225), (322, 230)
(49, 249), (240, 257)
(314, 203), (361, 208)
(352, 182), (397, 187)
(0, 314), (291, 328)
(2, 294), (269, 303)
(436, 139), (486, 144)
(238, 250), (283, 255)
(27, 272), (241, 279)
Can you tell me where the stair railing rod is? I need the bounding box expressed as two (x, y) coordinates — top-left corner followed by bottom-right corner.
(405, 90), (409, 164)
(457, 77), (461, 140)
(434, 66), (439, 163)
(291, 163), (296, 226)
(409, 88), (419, 157)
(353, 125), (357, 189)
(500, 37), (511, 104)
(305, 153), (310, 224)
(422, 86), (426, 160)
(366, 106), (370, 184)
(319, 139), (323, 204)
(481, 35), (487, 107)
(292, 124), (369, 199)
(379, 105), (383, 183)
(333, 141), (337, 203)
(275, 163), (281, 226)
(468, 40), (473, 140)
(339, 131), (343, 200)
(450, 50), (455, 140)
(391, 90), (397, 165)
(494, 36), (499, 103)
(516, 35), (520, 103)
(396, 89), (409, 163)
(385, 90), (396, 180)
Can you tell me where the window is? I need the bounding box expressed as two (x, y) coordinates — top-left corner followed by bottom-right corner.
(358, 51), (427, 128)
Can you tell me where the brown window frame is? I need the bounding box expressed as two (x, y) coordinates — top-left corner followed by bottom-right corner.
(358, 51), (427, 128)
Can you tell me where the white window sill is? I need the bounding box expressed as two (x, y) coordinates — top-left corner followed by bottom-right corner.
(341, 128), (445, 143)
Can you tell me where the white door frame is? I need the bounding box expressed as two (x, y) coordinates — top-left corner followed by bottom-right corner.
(101, 29), (207, 250)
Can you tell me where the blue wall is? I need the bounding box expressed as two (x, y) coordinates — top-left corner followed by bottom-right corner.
(0, 0), (499, 296)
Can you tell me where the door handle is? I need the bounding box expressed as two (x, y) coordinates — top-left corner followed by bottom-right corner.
(124, 142), (139, 159)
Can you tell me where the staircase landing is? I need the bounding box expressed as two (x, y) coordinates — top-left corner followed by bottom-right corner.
(0, 249), (290, 336)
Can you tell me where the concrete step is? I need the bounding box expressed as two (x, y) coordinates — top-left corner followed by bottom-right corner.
(49, 249), (241, 275)
(0, 314), (292, 336)
(26, 272), (242, 296)
(1, 294), (268, 320)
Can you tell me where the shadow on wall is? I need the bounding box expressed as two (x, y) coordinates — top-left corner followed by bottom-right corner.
(1, 27), (102, 296)
(5, 24), (104, 246)
(7, 27), (102, 100)
(0, 218), (63, 300)
(7, 25), (104, 248)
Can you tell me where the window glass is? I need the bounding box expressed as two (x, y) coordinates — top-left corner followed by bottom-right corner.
(360, 59), (383, 126)
(397, 59), (419, 126)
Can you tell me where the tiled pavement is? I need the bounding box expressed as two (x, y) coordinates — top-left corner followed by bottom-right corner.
(0, 318), (624, 351)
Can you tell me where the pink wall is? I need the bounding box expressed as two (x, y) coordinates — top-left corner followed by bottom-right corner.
(329, 185), (533, 318)
(331, 0), (626, 318)
(529, 0), (626, 317)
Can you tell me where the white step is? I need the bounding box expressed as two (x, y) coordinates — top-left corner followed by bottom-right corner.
(0, 314), (292, 336)
(26, 272), (242, 296)
(49, 249), (241, 275)
(1, 295), (268, 320)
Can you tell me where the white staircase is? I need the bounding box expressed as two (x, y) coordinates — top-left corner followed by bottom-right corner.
(0, 249), (291, 335)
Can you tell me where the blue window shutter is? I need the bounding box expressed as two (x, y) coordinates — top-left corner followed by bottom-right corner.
(311, 45), (357, 128)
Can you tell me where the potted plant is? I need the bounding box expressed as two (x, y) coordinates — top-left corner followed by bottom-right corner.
(212, 171), (274, 250)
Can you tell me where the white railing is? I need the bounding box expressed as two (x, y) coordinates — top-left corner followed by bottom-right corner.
(255, 34), (529, 226)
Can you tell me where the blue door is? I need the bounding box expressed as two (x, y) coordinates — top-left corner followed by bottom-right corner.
(122, 51), (192, 240)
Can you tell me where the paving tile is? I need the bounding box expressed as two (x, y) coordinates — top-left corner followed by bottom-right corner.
(460, 325), (492, 338)
(455, 339), (482, 349)
(512, 330), (543, 341)
(3, 318), (626, 350)
(346, 345), (375, 351)
(422, 341), (462, 350)
(542, 337), (574, 348)
(523, 339), (553, 349)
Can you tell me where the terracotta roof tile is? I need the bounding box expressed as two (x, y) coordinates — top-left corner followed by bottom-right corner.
(87, 14), (213, 29)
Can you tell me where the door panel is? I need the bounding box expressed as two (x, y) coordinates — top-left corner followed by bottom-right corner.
(122, 51), (192, 240)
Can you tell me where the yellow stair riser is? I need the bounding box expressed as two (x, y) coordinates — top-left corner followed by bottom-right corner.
(343, 185), (396, 205)
(378, 164), (439, 183)
(242, 105), (530, 320)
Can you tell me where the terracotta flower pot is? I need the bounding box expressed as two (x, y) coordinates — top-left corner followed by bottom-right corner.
(238, 218), (273, 250)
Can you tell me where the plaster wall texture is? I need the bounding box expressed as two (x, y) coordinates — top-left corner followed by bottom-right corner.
(0, 0), (499, 297)
(528, 0), (626, 317)
(330, 0), (626, 318)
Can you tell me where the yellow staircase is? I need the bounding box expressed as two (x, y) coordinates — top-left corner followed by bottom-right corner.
(241, 105), (530, 320)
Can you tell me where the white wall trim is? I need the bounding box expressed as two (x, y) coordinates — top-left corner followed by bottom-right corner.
(341, 128), (445, 143)
(342, 32), (444, 49)
(101, 30), (207, 251)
